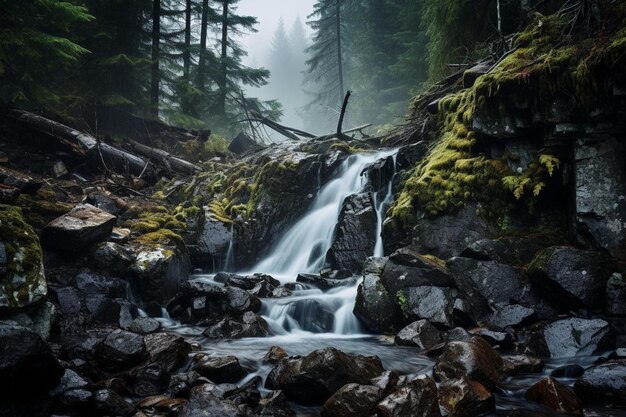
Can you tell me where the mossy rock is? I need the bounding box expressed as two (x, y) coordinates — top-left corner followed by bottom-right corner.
(0, 205), (47, 311)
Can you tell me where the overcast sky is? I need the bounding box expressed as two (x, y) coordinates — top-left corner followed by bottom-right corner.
(235, 0), (315, 67)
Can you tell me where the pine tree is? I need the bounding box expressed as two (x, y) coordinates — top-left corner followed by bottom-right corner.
(0, 0), (93, 111)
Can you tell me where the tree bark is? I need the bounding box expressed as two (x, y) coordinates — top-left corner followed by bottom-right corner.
(336, 90), (351, 140)
(150, 0), (161, 118)
(127, 140), (202, 175)
(335, 0), (345, 106)
(197, 0), (209, 90)
(218, 0), (230, 115)
(183, 0), (192, 82)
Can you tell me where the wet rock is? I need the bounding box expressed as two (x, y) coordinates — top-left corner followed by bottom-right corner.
(396, 142), (428, 171)
(411, 203), (493, 260)
(433, 337), (504, 389)
(74, 271), (127, 298)
(296, 273), (358, 290)
(574, 361), (626, 406)
(85, 192), (121, 215)
(575, 137), (626, 262)
(53, 287), (82, 315)
(263, 346), (288, 364)
(0, 205), (47, 312)
(219, 273), (280, 291)
(526, 377), (582, 413)
(178, 393), (243, 417)
(446, 327), (473, 342)
(395, 320), (444, 349)
(606, 273), (626, 315)
(91, 242), (132, 274)
(194, 355), (246, 384)
(402, 286), (457, 327)
(438, 378), (495, 417)
(382, 249), (453, 295)
(326, 193), (378, 273)
(370, 371), (404, 395)
(225, 286), (261, 315)
(471, 327), (514, 347)
(128, 362), (171, 396)
(551, 364), (584, 378)
(502, 354), (544, 375)
(226, 376), (262, 407)
(448, 257), (531, 321)
(461, 235), (555, 266)
(55, 388), (92, 413)
(528, 246), (613, 310)
(321, 383), (383, 417)
(354, 273), (400, 333)
(202, 312), (269, 339)
(0, 167), (42, 193)
(197, 216), (233, 265)
(167, 371), (206, 397)
(0, 322), (64, 398)
(92, 388), (136, 417)
(377, 375), (441, 417)
(145, 332), (191, 373)
(42, 203), (116, 252)
(528, 318), (613, 358)
(265, 347), (384, 404)
(258, 389), (295, 416)
(489, 304), (537, 329)
(95, 329), (148, 370)
(50, 369), (89, 396)
(128, 317), (161, 334)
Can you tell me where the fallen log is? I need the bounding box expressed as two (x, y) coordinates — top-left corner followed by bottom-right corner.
(7, 109), (150, 177)
(126, 139), (202, 175)
(336, 90), (352, 141)
(246, 111), (316, 140)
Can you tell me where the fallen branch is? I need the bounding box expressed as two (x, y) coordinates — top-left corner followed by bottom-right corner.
(336, 90), (352, 141)
(245, 111), (316, 140)
(126, 139), (202, 175)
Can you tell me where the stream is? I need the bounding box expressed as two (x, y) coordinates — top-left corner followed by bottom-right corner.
(157, 149), (624, 416)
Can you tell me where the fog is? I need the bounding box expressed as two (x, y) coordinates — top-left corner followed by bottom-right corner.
(235, 0), (318, 134)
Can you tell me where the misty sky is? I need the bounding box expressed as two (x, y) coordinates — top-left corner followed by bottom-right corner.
(236, 0), (315, 68)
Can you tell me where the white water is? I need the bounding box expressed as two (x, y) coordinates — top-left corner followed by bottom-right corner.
(252, 149), (398, 281)
(373, 154), (397, 257)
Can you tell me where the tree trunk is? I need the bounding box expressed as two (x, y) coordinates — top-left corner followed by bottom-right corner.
(183, 0), (192, 82)
(127, 140), (202, 175)
(218, 0), (229, 115)
(197, 0), (209, 89)
(150, 0), (161, 118)
(335, 0), (345, 106)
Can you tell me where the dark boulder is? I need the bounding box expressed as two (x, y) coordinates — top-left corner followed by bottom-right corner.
(438, 378), (495, 417)
(433, 337), (504, 389)
(42, 203), (116, 252)
(321, 383), (383, 417)
(574, 360), (626, 406)
(144, 332), (191, 373)
(202, 312), (269, 339)
(502, 354), (544, 375)
(551, 364), (585, 378)
(528, 318), (613, 358)
(354, 273), (400, 333)
(382, 249), (453, 295)
(377, 376), (441, 417)
(606, 273), (626, 315)
(0, 322), (64, 398)
(128, 362), (170, 396)
(265, 347), (384, 405)
(194, 355), (246, 384)
(128, 317), (161, 334)
(91, 242), (132, 275)
(225, 286), (261, 315)
(396, 142), (428, 171)
(470, 327), (515, 347)
(526, 377), (582, 413)
(296, 273), (358, 290)
(448, 257), (532, 321)
(94, 329), (148, 370)
(489, 303), (537, 329)
(74, 271), (127, 298)
(395, 320), (443, 350)
(263, 346), (288, 364)
(401, 286), (457, 327)
(461, 235), (556, 266)
(91, 389), (136, 417)
(528, 246), (613, 310)
(326, 193), (378, 273)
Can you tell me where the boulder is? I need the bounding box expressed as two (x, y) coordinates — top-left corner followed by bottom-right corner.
(396, 142), (429, 171)
(326, 193), (378, 273)
(130, 231), (191, 305)
(91, 242), (132, 274)
(551, 364), (584, 378)
(229, 132), (260, 154)
(502, 354), (544, 375)
(225, 286), (261, 315)
(0, 322), (63, 398)
(202, 312), (269, 339)
(321, 383), (383, 417)
(144, 332), (191, 373)
(167, 371), (207, 397)
(574, 360), (626, 406)
(489, 303), (537, 329)
(382, 249), (453, 295)
(74, 271), (127, 298)
(411, 203), (493, 260)
(377, 376), (441, 417)
(128, 317), (161, 334)
(528, 246), (613, 310)
(470, 327), (514, 347)
(401, 286), (457, 327)
(265, 347), (384, 404)
(197, 214), (233, 264)
(575, 137), (626, 262)
(0, 205), (47, 312)
(371, 370), (404, 395)
(395, 320), (444, 350)
(438, 378), (495, 417)
(128, 362), (170, 396)
(528, 318), (613, 358)
(92, 389), (136, 417)
(85, 192), (122, 215)
(296, 273), (358, 290)
(526, 377), (582, 413)
(95, 329), (148, 370)
(448, 257), (531, 321)
(606, 273), (626, 315)
(354, 273), (400, 333)
(263, 346), (288, 364)
(433, 337), (504, 389)
(461, 235), (556, 266)
(42, 203), (116, 251)
(194, 355), (246, 384)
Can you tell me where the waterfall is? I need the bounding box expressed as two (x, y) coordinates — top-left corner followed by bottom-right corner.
(224, 224), (235, 272)
(373, 153), (397, 257)
(252, 149), (398, 281)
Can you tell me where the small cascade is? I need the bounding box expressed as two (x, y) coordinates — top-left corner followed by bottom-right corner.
(373, 154), (398, 257)
(252, 149), (398, 280)
(223, 224), (235, 272)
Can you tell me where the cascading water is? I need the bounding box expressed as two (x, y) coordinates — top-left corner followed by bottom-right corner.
(373, 153), (397, 257)
(223, 224), (235, 272)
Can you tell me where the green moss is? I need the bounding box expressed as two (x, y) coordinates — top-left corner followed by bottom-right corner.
(134, 228), (185, 258)
(396, 290), (408, 315)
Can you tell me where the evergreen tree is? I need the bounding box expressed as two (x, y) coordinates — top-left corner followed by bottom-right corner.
(0, 0), (93, 111)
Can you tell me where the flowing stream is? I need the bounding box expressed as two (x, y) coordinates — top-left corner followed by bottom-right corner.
(157, 148), (614, 416)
